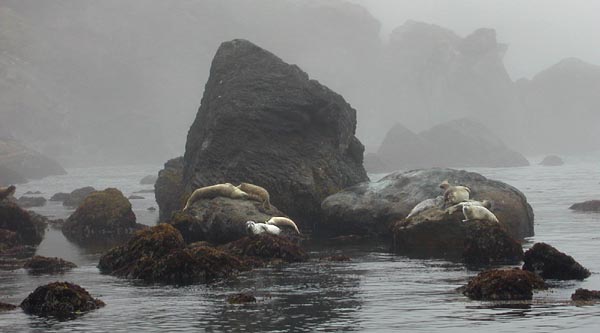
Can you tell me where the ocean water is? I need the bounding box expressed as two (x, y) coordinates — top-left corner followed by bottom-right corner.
(1, 158), (600, 332)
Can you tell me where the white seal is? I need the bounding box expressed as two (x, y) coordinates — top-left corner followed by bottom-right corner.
(406, 196), (444, 218)
(462, 205), (499, 223)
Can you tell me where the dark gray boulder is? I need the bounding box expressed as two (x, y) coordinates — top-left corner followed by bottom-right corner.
(320, 168), (534, 240)
(569, 200), (600, 213)
(155, 156), (185, 221)
(176, 39), (367, 229)
(522, 243), (590, 280)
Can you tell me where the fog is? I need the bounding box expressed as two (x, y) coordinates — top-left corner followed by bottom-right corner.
(1, 0), (599, 168)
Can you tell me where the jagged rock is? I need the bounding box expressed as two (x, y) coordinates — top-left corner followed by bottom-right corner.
(571, 289), (600, 302)
(20, 282), (105, 318)
(62, 188), (145, 245)
(222, 234), (308, 264)
(139, 174), (158, 185)
(570, 200), (600, 213)
(155, 157), (185, 221)
(62, 186), (97, 207)
(0, 200), (46, 246)
(23, 255), (77, 275)
(321, 168), (534, 240)
(539, 155), (564, 166)
(522, 243), (590, 280)
(98, 224), (246, 285)
(392, 208), (523, 265)
(227, 292), (256, 304)
(17, 196), (46, 208)
(169, 197), (286, 245)
(462, 268), (546, 301)
(175, 39), (367, 229)
(0, 139), (66, 180)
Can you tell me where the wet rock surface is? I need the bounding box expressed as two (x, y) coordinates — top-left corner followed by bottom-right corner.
(176, 39), (367, 230)
(155, 157), (185, 221)
(462, 268), (546, 301)
(321, 168), (534, 240)
(23, 255), (77, 275)
(222, 234), (308, 264)
(62, 188), (145, 246)
(522, 242), (590, 280)
(569, 200), (600, 212)
(20, 281), (105, 318)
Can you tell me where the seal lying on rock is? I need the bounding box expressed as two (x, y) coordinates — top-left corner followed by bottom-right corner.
(462, 205), (499, 223)
(237, 182), (270, 209)
(447, 200), (492, 214)
(183, 183), (249, 211)
(440, 180), (470, 206)
(246, 217), (301, 235)
(406, 196), (444, 219)
(266, 216), (300, 234)
(0, 185), (16, 201)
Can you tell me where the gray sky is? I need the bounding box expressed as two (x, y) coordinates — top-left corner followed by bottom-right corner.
(352, 0), (600, 79)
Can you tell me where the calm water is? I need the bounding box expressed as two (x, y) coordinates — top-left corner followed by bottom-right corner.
(1, 158), (600, 332)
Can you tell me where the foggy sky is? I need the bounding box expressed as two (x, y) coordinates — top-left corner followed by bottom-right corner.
(353, 0), (600, 79)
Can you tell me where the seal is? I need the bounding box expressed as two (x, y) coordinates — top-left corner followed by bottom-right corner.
(0, 185), (16, 201)
(266, 216), (300, 234)
(447, 199), (492, 214)
(406, 196), (444, 219)
(462, 205), (499, 223)
(246, 220), (282, 235)
(237, 182), (270, 209)
(182, 183), (249, 211)
(440, 180), (470, 206)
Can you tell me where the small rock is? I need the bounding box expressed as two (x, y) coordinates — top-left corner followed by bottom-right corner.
(570, 200), (600, 212)
(17, 196), (47, 208)
(0, 302), (17, 312)
(134, 189), (155, 194)
(227, 292), (256, 304)
(140, 175), (158, 185)
(571, 288), (600, 301)
(128, 195), (145, 200)
(49, 192), (70, 202)
(23, 255), (77, 274)
(522, 243), (590, 280)
(539, 155), (564, 166)
(147, 207), (156, 211)
(62, 187), (97, 207)
(24, 191), (42, 195)
(462, 268), (546, 300)
(20, 281), (105, 318)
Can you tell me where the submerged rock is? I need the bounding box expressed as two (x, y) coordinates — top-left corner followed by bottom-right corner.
(571, 288), (600, 302)
(321, 168), (534, 239)
(539, 155), (564, 166)
(155, 157), (185, 221)
(169, 196), (286, 245)
(128, 195), (144, 200)
(23, 256), (77, 275)
(20, 281), (105, 318)
(0, 200), (46, 246)
(62, 188), (145, 245)
(227, 292), (256, 304)
(140, 174), (158, 185)
(393, 208), (523, 265)
(522, 242), (590, 280)
(462, 268), (546, 301)
(222, 234), (308, 264)
(569, 200), (600, 213)
(178, 39), (367, 229)
(62, 186), (97, 207)
(17, 196), (46, 208)
(98, 224), (246, 285)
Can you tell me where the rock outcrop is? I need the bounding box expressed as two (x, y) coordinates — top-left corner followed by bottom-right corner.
(0, 139), (67, 180)
(175, 39), (367, 229)
(168, 196), (286, 245)
(539, 155), (564, 166)
(371, 119), (529, 172)
(23, 255), (77, 275)
(222, 234), (308, 264)
(20, 282), (105, 318)
(570, 200), (600, 213)
(140, 175), (158, 185)
(462, 268), (546, 301)
(321, 168), (534, 240)
(0, 302), (17, 312)
(62, 188), (145, 245)
(62, 186), (97, 207)
(0, 200), (46, 247)
(522, 243), (590, 280)
(155, 157), (185, 221)
(17, 196), (46, 208)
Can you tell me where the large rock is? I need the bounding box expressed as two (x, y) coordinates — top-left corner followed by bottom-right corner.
(570, 200), (600, 213)
(176, 39), (367, 229)
(222, 234), (309, 264)
(62, 186), (97, 207)
(321, 168), (534, 239)
(522, 243), (590, 280)
(168, 196), (286, 245)
(0, 139), (66, 180)
(23, 255), (77, 275)
(98, 224), (246, 285)
(392, 208), (523, 265)
(62, 188), (145, 245)
(462, 268), (546, 301)
(20, 282), (105, 318)
(371, 119), (529, 172)
(155, 157), (185, 221)
(0, 200), (46, 246)
(539, 155), (564, 166)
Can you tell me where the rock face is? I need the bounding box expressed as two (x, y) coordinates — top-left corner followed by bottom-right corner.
(571, 289), (600, 302)
(20, 282), (105, 318)
(462, 268), (546, 301)
(0, 139), (67, 180)
(539, 155), (564, 166)
(371, 119), (529, 172)
(98, 224), (246, 285)
(321, 168), (534, 240)
(62, 186), (97, 207)
(393, 208), (523, 265)
(177, 39), (367, 229)
(23, 255), (77, 275)
(570, 200), (600, 213)
(522, 243), (590, 280)
(17, 196), (46, 208)
(62, 188), (145, 245)
(169, 197), (286, 245)
(155, 157), (185, 221)
(0, 200), (46, 246)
